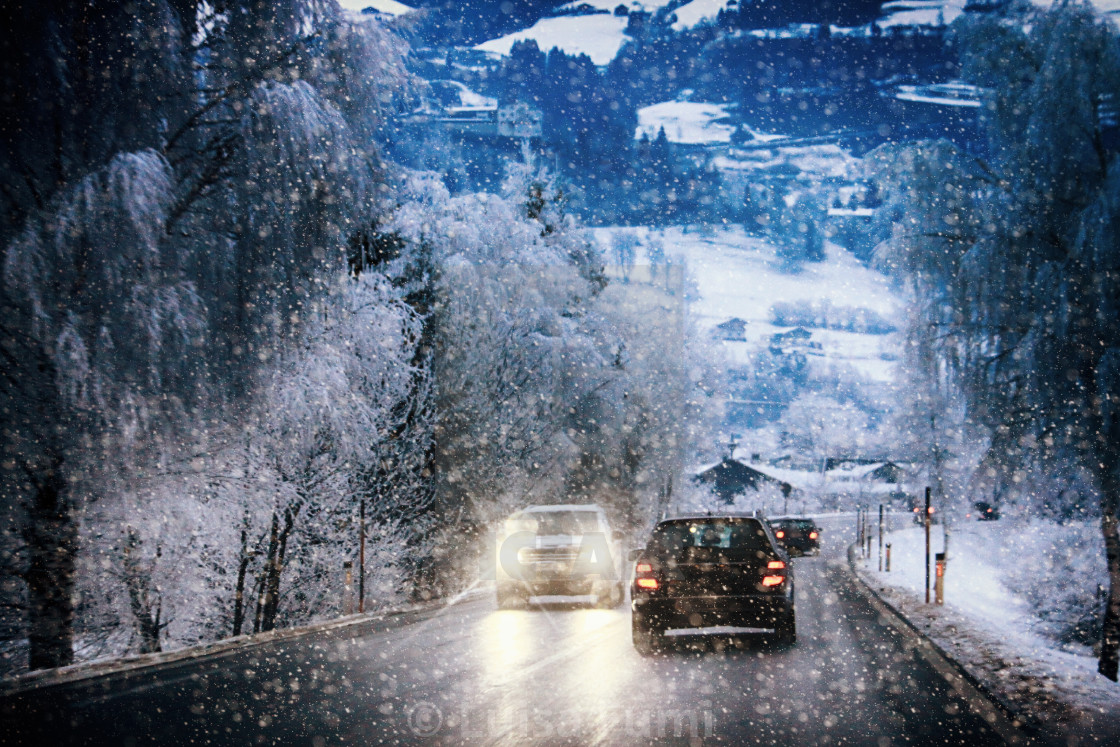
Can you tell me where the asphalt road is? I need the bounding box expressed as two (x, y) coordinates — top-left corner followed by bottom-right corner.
(0, 516), (1013, 746)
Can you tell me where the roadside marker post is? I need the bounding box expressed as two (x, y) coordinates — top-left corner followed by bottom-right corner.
(885, 543), (891, 572)
(343, 560), (354, 616)
(924, 486), (932, 605)
(935, 552), (945, 605)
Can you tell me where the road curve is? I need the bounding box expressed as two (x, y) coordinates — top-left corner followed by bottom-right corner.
(0, 517), (1011, 745)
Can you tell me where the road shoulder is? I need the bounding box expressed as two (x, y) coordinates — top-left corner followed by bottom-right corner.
(0, 587), (488, 699)
(843, 543), (1036, 745)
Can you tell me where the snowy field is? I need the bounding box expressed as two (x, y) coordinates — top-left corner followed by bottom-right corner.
(879, 0), (1120, 28)
(634, 102), (735, 145)
(591, 226), (903, 383)
(474, 15), (631, 65)
(558, 0), (676, 12)
(671, 0), (736, 30)
(855, 522), (1120, 733)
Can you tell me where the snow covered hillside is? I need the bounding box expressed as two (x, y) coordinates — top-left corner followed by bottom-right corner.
(592, 225), (904, 384)
(474, 14), (631, 65)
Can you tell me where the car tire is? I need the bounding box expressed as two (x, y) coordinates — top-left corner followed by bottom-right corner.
(775, 609), (796, 645)
(496, 584), (527, 610)
(633, 616), (663, 655)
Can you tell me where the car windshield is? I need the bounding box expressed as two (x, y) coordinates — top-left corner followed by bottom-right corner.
(508, 510), (600, 536)
(650, 519), (772, 562)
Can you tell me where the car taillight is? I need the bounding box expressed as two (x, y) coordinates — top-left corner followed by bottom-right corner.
(767, 560), (785, 569)
(636, 578), (659, 590)
(635, 562), (652, 573)
(809, 531), (818, 539)
(761, 575), (784, 587)
(775, 530), (785, 538)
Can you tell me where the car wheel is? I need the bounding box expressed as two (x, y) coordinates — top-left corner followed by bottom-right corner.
(496, 584), (527, 610)
(633, 616), (663, 655)
(775, 609), (796, 645)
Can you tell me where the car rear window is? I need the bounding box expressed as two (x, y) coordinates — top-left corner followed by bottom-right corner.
(649, 519), (773, 562)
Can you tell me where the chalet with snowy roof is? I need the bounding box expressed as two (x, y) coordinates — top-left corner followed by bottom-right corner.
(826, 459), (907, 484)
(713, 317), (748, 341)
(695, 458), (793, 504)
(770, 326), (813, 344)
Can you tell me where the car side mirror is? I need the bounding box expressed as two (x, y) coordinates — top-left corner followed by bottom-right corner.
(627, 548), (642, 562)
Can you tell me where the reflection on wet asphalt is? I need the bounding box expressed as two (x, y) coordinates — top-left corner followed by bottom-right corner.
(0, 517), (1007, 746)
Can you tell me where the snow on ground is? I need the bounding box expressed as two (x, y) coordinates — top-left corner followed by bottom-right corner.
(431, 80), (497, 109)
(559, 0), (676, 12)
(634, 102), (735, 145)
(474, 15), (631, 66)
(715, 143), (859, 180)
(591, 225), (903, 382)
(877, 0), (963, 28)
(671, 0), (735, 30)
(855, 521), (1120, 735)
(880, 0), (1120, 27)
(337, 0), (415, 15)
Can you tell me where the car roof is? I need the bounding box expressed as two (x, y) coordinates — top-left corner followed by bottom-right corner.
(519, 504), (603, 513)
(656, 513), (766, 525)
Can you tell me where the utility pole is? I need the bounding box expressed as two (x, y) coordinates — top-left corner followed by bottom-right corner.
(878, 504), (884, 572)
(358, 497), (366, 614)
(924, 486), (932, 604)
(856, 506), (862, 553)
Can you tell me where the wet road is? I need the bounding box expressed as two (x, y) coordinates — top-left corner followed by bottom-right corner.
(1, 517), (1012, 745)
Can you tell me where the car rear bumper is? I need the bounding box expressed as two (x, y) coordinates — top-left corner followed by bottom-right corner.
(632, 594), (793, 631)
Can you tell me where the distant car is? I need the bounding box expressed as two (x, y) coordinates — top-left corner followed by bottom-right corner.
(495, 504), (625, 609)
(768, 516), (820, 556)
(973, 501), (1001, 521)
(630, 514), (795, 654)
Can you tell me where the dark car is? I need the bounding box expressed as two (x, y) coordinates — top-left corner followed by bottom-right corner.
(973, 501), (1001, 521)
(630, 514), (795, 654)
(769, 516), (820, 556)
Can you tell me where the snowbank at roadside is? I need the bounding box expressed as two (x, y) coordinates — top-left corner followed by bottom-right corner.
(853, 521), (1120, 737)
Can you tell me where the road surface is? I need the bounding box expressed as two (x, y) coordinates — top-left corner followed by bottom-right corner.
(1, 517), (1013, 745)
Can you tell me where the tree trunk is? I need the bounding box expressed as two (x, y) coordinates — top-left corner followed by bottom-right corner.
(122, 528), (162, 654)
(232, 521), (250, 637)
(258, 508), (295, 633)
(25, 467), (76, 670)
(1099, 499), (1120, 681)
(253, 512), (279, 634)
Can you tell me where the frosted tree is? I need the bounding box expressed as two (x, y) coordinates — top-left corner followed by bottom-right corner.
(0, 1), (412, 667)
(873, 3), (1120, 679)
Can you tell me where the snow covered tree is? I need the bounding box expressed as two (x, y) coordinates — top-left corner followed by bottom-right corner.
(0, 0), (411, 668)
(873, 3), (1120, 679)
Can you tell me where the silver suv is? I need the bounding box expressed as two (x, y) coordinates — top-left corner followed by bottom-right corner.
(495, 504), (625, 609)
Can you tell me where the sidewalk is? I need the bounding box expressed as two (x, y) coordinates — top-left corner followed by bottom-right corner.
(851, 523), (1120, 744)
